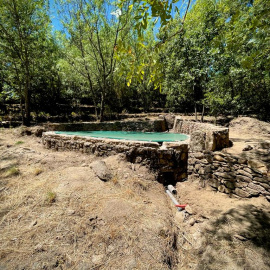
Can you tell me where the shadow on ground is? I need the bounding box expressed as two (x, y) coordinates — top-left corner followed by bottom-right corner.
(197, 204), (270, 270)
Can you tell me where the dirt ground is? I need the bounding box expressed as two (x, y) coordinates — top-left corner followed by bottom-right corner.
(0, 117), (270, 270)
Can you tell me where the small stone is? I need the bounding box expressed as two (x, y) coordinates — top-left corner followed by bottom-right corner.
(248, 159), (268, 174)
(238, 158), (247, 164)
(92, 254), (104, 265)
(224, 180), (235, 190)
(234, 234), (248, 241)
(185, 205), (194, 215)
(235, 181), (248, 188)
(67, 209), (75, 215)
(107, 244), (115, 253)
(34, 244), (45, 252)
(245, 187), (259, 197)
(193, 152), (204, 159)
(236, 175), (252, 183)
(214, 172), (234, 179)
(175, 211), (186, 224)
(213, 155), (225, 162)
(218, 185), (231, 194)
(242, 145), (253, 151)
(236, 169), (253, 179)
(208, 178), (219, 189)
(243, 167), (254, 174)
(235, 188), (250, 198)
(188, 218), (196, 226)
(247, 183), (266, 193)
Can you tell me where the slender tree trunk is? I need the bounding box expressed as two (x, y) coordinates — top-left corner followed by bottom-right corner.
(201, 104), (205, 122)
(24, 86), (30, 126)
(194, 102), (197, 122)
(99, 90), (105, 122)
(24, 55), (30, 126)
(20, 95), (25, 125)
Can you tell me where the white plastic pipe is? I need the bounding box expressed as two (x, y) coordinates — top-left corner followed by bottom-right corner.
(166, 190), (183, 211)
(168, 185), (177, 194)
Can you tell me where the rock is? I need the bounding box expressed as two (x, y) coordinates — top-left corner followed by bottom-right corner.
(218, 185), (231, 194)
(248, 159), (268, 175)
(236, 181), (248, 188)
(193, 152), (205, 159)
(238, 158), (247, 164)
(107, 244), (115, 253)
(190, 131), (206, 152)
(213, 155), (226, 162)
(223, 180), (235, 190)
(188, 218), (196, 226)
(67, 209), (75, 215)
(175, 211), (186, 224)
(200, 159), (209, 165)
(195, 163), (201, 171)
(185, 205), (194, 215)
(92, 254), (104, 265)
(245, 187), (259, 197)
(34, 244), (45, 252)
(236, 169), (253, 179)
(247, 183), (266, 193)
(90, 160), (112, 181)
(236, 175), (252, 183)
(164, 114), (175, 129)
(32, 126), (46, 137)
(243, 167), (254, 174)
(214, 172), (234, 179)
(208, 178), (219, 189)
(235, 188), (250, 198)
(243, 144), (253, 151)
(234, 234), (248, 241)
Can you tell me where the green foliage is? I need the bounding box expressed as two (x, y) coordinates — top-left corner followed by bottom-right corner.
(160, 0), (270, 119)
(0, 0), (269, 120)
(0, 0), (60, 124)
(15, 141), (24, 145)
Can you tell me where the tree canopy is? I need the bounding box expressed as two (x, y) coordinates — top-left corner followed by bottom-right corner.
(0, 0), (269, 124)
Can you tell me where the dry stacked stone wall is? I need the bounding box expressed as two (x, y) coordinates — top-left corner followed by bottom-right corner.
(44, 119), (167, 132)
(172, 117), (269, 201)
(173, 117), (230, 151)
(42, 132), (188, 185)
(188, 148), (270, 201)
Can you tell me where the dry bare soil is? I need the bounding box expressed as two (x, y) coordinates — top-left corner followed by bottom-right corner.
(0, 117), (270, 270)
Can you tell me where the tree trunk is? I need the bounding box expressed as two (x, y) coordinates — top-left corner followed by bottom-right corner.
(20, 95), (25, 125)
(24, 71), (30, 126)
(201, 104), (205, 122)
(99, 90), (105, 122)
(194, 102), (197, 122)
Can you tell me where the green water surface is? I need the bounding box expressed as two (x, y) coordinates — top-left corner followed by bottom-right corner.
(55, 131), (188, 142)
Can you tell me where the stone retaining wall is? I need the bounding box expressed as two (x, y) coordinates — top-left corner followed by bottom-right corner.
(44, 119), (167, 132)
(42, 132), (188, 185)
(173, 117), (229, 151)
(188, 148), (270, 201)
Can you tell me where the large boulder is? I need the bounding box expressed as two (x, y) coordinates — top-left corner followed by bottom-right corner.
(90, 160), (112, 182)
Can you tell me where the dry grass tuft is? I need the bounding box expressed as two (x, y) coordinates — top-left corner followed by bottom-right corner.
(110, 175), (120, 186)
(5, 166), (20, 177)
(33, 168), (43, 176)
(46, 191), (56, 204)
